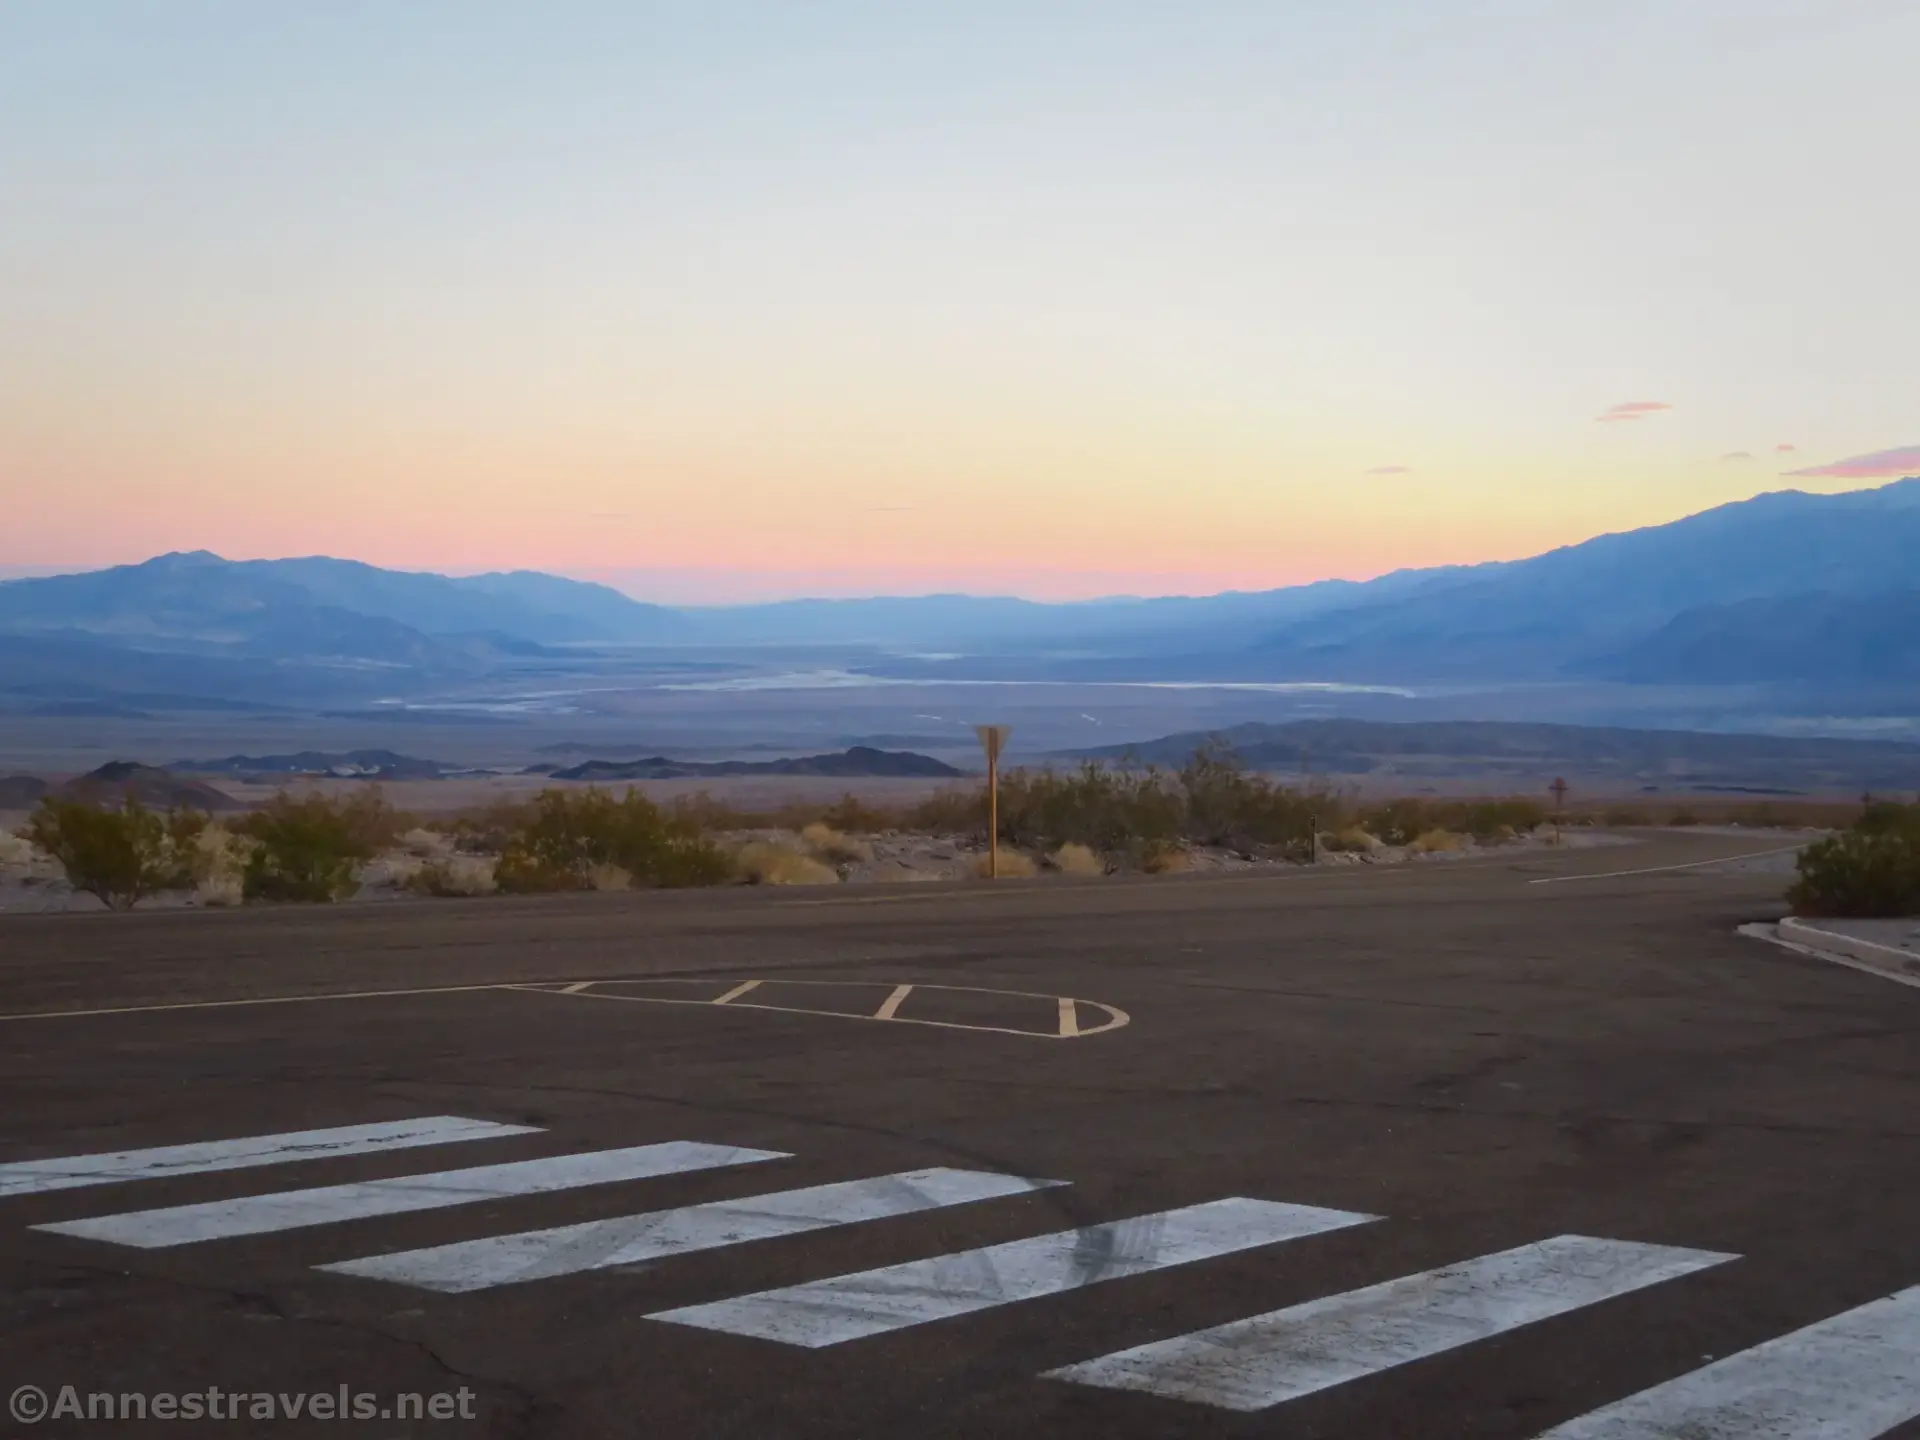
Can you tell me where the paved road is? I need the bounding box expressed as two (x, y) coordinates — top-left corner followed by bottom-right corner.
(2, 833), (1917, 1438)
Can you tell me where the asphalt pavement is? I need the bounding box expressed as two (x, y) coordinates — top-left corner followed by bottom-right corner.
(2, 831), (1917, 1439)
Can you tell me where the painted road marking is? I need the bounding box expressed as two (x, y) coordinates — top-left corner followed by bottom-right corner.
(515, 978), (1130, 1041)
(1047, 1235), (1735, 1412)
(0, 976), (1130, 1040)
(1534, 1285), (1920, 1440)
(650, 1197), (1378, 1348)
(34, 1142), (785, 1248)
(0, 1117), (538, 1200)
(1528, 846), (1803, 885)
(320, 1167), (1064, 1293)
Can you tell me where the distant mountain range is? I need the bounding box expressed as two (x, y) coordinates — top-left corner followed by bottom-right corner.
(0, 477), (1914, 708)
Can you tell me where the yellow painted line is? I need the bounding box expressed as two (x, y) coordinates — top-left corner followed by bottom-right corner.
(872, 984), (915, 1021)
(1528, 844), (1804, 885)
(711, 978), (764, 1005)
(1058, 997), (1080, 1038)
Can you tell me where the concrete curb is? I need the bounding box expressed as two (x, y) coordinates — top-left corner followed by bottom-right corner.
(1777, 916), (1920, 983)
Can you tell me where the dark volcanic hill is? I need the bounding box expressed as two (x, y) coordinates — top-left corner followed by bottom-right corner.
(57, 762), (242, 811)
(549, 747), (965, 782)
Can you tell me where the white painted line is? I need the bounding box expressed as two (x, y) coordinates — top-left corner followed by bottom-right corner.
(559, 981), (595, 995)
(1058, 997), (1080, 1038)
(1535, 1285), (1920, 1439)
(1047, 1234), (1736, 1412)
(650, 1197), (1378, 1348)
(321, 1167), (1063, 1293)
(0, 981), (535, 1023)
(34, 1142), (785, 1248)
(711, 979), (763, 1005)
(1529, 846), (1802, 885)
(872, 984), (914, 1021)
(0, 1117), (539, 1200)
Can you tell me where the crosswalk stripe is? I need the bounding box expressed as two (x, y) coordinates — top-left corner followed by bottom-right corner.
(319, 1167), (1065, 1293)
(1533, 1284), (1920, 1440)
(0, 1117), (539, 1199)
(32, 1142), (787, 1248)
(649, 1197), (1378, 1348)
(1046, 1234), (1737, 1412)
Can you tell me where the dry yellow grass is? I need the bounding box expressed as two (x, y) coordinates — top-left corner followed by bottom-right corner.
(971, 848), (1038, 879)
(1411, 828), (1467, 853)
(587, 862), (632, 892)
(801, 822), (873, 866)
(191, 825), (250, 905)
(737, 841), (840, 886)
(1050, 842), (1104, 876)
(400, 827), (447, 857)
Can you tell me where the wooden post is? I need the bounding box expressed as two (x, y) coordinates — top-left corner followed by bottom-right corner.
(1550, 776), (1569, 846)
(975, 725), (1011, 879)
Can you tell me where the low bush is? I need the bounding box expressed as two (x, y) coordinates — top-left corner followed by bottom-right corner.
(1788, 828), (1920, 917)
(1410, 828), (1466, 854)
(972, 848), (1038, 879)
(736, 841), (838, 886)
(25, 796), (208, 910)
(406, 856), (498, 898)
(0, 830), (37, 866)
(235, 791), (392, 902)
(1049, 842), (1105, 875)
(801, 822), (873, 866)
(495, 788), (733, 892)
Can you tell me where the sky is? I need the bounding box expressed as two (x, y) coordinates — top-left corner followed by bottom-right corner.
(2, 1), (1915, 602)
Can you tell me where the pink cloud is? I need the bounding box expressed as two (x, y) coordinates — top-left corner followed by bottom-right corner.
(1596, 400), (1674, 423)
(1785, 444), (1920, 479)
(1720, 451), (1754, 462)
(1367, 465), (1413, 475)
(1774, 443), (1798, 454)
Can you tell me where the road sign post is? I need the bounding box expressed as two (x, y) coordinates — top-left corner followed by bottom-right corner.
(975, 725), (1011, 879)
(1550, 776), (1569, 846)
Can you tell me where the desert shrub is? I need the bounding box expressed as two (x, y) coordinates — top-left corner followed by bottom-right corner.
(1357, 798), (1435, 847)
(971, 848), (1038, 879)
(1667, 809), (1702, 827)
(1602, 806), (1653, 826)
(406, 855), (498, 898)
(1410, 828), (1466, 854)
(1049, 842), (1105, 875)
(1321, 825), (1380, 854)
(399, 827), (445, 857)
(1856, 800), (1920, 843)
(801, 822), (873, 865)
(1788, 828), (1920, 917)
(236, 792), (387, 902)
(816, 793), (899, 834)
(904, 785), (987, 835)
(1456, 799), (1547, 838)
(25, 797), (208, 910)
(736, 841), (838, 885)
(0, 830), (37, 866)
(1180, 746), (1330, 850)
(495, 788), (733, 892)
